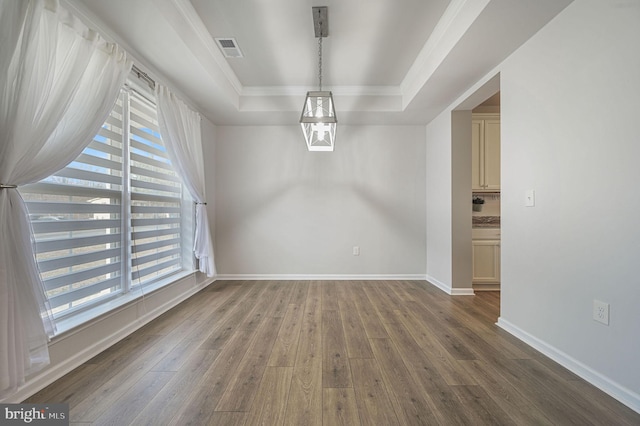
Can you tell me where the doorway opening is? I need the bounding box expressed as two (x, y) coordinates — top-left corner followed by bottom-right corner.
(471, 94), (501, 292)
(451, 73), (501, 316)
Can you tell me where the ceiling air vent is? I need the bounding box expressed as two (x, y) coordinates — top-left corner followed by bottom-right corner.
(215, 38), (243, 58)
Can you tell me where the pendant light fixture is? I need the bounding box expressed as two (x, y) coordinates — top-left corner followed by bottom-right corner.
(300, 6), (337, 151)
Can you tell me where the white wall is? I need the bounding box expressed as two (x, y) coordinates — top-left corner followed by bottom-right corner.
(425, 0), (640, 410)
(213, 125), (426, 277)
(497, 0), (640, 409)
(425, 112), (453, 289)
(425, 111), (474, 294)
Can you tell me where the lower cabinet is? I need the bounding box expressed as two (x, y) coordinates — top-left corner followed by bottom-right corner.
(472, 240), (500, 290)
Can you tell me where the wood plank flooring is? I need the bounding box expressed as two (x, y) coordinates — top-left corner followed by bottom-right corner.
(27, 280), (640, 425)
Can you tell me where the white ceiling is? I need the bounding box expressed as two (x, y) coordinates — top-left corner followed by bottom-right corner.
(66, 0), (572, 125)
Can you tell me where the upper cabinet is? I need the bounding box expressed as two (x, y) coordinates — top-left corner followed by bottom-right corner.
(472, 113), (500, 191)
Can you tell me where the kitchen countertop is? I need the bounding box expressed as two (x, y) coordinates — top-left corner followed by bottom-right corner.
(472, 215), (500, 228)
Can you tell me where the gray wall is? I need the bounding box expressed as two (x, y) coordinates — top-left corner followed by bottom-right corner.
(426, 0), (640, 409)
(211, 125), (426, 276)
(425, 112), (453, 288)
(499, 0), (640, 403)
(424, 108), (473, 295)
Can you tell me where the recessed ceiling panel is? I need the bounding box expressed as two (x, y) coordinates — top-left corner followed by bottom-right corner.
(190, 0), (451, 88)
(72, 0), (573, 125)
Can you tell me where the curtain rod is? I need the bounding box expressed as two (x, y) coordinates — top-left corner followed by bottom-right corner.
(132, 64), (155, 89)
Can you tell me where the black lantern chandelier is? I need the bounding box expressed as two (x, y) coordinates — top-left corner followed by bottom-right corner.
(300, 6), (337, 151)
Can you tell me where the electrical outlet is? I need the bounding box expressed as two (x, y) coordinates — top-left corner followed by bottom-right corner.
(352, 246), (360, 256)
(593, 300), (609, 325)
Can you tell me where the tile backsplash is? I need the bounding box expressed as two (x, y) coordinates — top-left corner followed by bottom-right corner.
(472, 193), (500, 216)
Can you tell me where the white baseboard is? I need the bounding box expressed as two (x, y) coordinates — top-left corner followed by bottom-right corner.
(497, 317), (640, 414)
(4, 275), (215, 403)
(425, 275), (475, 295)
(215, 274), (427, 281)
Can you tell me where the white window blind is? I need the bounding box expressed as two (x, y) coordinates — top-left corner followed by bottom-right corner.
(128, 93), (184, 287)
(21, 84), (193, 321)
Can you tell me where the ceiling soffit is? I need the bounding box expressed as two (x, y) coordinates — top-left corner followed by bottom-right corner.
(164, 0), (489, 115)
(68, 0), (573, 124)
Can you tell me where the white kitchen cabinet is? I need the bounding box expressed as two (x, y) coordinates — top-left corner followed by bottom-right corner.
(472, 114), (500, 191)
(472, 239), (500, 290)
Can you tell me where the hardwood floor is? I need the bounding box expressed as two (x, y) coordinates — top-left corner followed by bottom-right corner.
(27, 280), (639, 425)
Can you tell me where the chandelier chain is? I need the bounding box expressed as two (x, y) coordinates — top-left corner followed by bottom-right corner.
(318, 35), (323, 91)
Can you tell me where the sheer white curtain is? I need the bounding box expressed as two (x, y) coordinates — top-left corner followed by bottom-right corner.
(0, 0), (132, 398)
(155, 84), (216, 277)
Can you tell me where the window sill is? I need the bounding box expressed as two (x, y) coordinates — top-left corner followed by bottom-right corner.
(51, 270), (196, 340)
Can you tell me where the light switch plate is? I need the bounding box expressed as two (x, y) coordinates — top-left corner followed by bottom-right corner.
(525, 189), (535, 207)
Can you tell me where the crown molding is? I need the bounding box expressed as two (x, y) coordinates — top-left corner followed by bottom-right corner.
(401, 0), (491, 109)
(241, 85), (401, 97)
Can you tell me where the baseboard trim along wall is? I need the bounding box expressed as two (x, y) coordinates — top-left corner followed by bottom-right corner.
(216, 274), (476, 296)
(215, 274), (427, 281)
(5, 274), (215, 404)
(497, 317), (640, 414)
(425, 274), (475, 296)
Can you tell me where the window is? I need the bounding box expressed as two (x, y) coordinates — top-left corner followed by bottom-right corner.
(21, 82), (194, 323)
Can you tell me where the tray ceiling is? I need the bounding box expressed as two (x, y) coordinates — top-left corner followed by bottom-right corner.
(66, 0), (572, 125)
